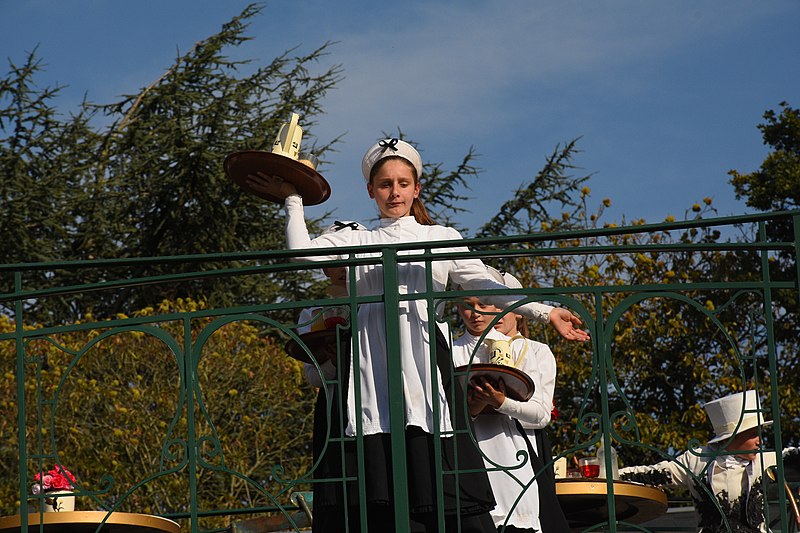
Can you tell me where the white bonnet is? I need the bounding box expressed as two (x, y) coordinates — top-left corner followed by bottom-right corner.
(361, 138), (423, 181)
(501, 271), (523, 289)
(486, 266), (523, 289)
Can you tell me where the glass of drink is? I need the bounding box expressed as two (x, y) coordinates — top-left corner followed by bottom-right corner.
(579, 457), (601, 478)
(566, 468), (582, 479)
(298, 152), (319, 170)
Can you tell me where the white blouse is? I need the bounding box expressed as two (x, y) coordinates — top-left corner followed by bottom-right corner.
(284, 194), (554, 438)
(452, 328), (557, 530)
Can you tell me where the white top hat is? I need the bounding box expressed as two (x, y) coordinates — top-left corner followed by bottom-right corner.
(704, 390), (772, 444)
(361, 138), (423, 181)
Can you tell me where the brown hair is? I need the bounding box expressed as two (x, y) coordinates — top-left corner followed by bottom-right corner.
(515, 315), (529, 338)
(369, 157), (437, 226)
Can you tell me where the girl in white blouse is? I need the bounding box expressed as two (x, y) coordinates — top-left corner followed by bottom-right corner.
(249, 138), (588, 532)
(453, 268), (569, 533)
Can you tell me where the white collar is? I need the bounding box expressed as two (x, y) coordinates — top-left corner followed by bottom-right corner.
(379, 216), (416, 228)
(721, 454), (750, 469)
(458, 327), (508, 346)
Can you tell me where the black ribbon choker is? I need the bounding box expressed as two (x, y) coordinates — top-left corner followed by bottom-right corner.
(330, 221), (362, 232)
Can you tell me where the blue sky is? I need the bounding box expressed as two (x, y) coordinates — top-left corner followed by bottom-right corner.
(2, 0), (799, 234)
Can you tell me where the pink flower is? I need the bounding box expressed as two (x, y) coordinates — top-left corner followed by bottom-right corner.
(31, 465), (76, 494)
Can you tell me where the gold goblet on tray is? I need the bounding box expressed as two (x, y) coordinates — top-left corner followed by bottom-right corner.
(224, 112), (331, 205)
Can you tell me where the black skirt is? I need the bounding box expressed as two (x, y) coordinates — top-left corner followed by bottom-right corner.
(310, 329), (495, 532)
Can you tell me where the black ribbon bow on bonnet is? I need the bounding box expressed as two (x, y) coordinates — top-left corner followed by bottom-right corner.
(378, 138), (399, 153)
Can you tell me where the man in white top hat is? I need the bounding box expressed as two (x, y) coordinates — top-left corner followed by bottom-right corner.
(619, 390), (797, 532)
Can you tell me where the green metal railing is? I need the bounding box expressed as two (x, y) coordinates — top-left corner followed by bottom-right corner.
(1, 210), (798, 532)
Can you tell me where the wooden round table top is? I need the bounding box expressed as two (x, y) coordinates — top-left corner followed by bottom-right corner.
(556, 478), (668, 527)
(0, 511), (180, 533)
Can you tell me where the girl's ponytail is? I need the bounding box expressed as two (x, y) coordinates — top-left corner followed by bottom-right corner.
(411, 197), (436, 226)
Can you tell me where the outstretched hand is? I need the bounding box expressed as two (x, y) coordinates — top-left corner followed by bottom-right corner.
(548, 308), (590, 342)
(245, 171), (298, 199)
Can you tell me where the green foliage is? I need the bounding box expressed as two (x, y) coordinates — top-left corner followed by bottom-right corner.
(0, 4), (342, 323)
(729, 101), (800, 212)
(727, 101), (800, 451)
(0, 298), (317, 530)
(728, 103), (799, 347)
(0, 52), (100, 263)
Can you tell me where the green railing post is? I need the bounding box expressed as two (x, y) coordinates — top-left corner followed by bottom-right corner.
(14, 271), (28, 529)
(185, 317), (199, 533)
(381, 247), (411, 532)
(596, 289), (618, 532)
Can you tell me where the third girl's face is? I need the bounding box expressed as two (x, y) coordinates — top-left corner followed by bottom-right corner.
(458, 297), (501, 336)
(367, 159), (420, 219)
